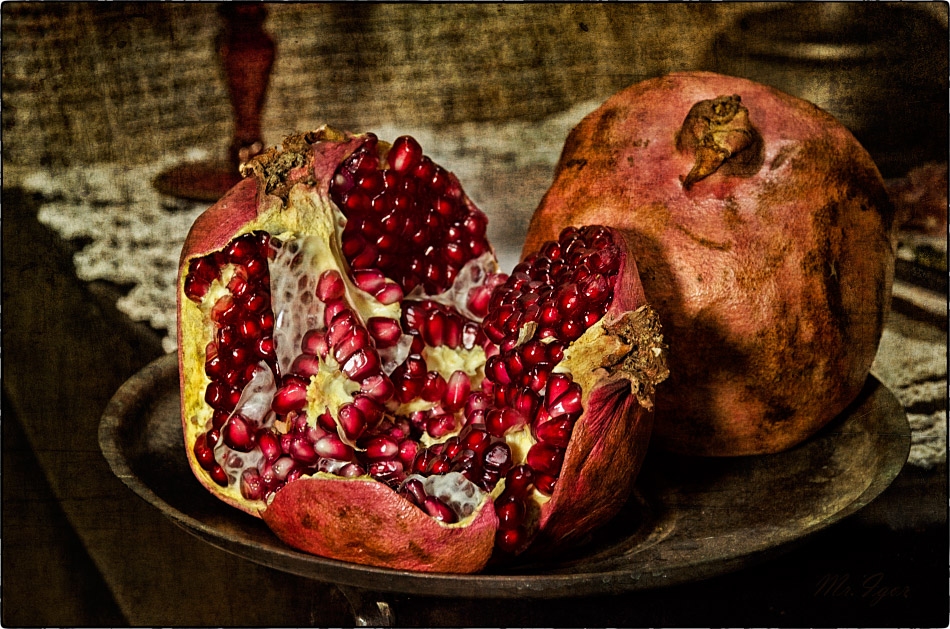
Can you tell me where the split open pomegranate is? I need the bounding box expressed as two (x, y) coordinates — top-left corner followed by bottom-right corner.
(178, 127), (667, 572)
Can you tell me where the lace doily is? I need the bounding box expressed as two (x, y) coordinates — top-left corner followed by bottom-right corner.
(19, 104), (946, 469)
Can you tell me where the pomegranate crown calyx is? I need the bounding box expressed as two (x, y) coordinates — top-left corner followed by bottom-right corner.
(240, 126), (357, 198)
(676, 94), (763, 190)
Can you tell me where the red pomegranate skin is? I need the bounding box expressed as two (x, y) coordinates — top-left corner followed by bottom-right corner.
(262, 475), (497, 572)
(533, 232), (656, 550)
(525, 71), (896, 456)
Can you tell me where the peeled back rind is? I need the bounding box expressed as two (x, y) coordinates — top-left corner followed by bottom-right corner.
(525, 71), (896, 456)
(262, 474), (497, 572)
(536, 249), (666, 550)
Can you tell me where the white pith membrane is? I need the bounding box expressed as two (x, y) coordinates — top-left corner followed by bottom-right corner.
(181, 134), (634, 553)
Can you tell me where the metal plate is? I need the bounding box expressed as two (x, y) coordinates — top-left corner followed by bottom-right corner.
(99, 353), (909, 598)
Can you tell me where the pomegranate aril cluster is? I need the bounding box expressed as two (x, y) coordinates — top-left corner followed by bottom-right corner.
(185, 232), (278, 487)
(329, 134), (491, 297)
(483, 225), (620, 347)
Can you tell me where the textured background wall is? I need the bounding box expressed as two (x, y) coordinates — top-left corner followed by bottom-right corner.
(2, 3), (758, 173)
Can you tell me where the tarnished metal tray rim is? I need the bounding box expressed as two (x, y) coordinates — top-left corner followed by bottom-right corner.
(99, 353), (909, 598)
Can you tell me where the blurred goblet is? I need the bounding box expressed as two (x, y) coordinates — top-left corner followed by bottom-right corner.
(154, 3), (275, 202)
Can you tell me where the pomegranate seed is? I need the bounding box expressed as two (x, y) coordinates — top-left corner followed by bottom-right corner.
(240, 469), (263, 500)
(334, 328), (371, 365)
(496, 526), (526, 552)
(368, 458), (403, 482)
(288, 352), (319, 378)
(210, 464), (229, 487)
(215, 326), (238, 352)
(534, 472), (557, 495)
(459, 427), (491, 455)
(421, 371), (447, 402)
(204, 381), (232, 411)
(323, 299), (348, 327)
(559, 319), (584, 341)
(337, 462), (364, 478)
(504, 353), (525, 379)
(327, 311), (357, 347)
(231, 346), (253, 368)
(536, 418), (574, 447)
(482, 442), (512, 474)
(205, 355), (226, 380)
(316, 270), (345, 302)
(245, 257), (267, 280)
(184, 274), (210, 301)
(464, 392), (490, 422)
(521, 340), (547, 367)
(512, 387), (540, 419)
(411, 155), (434, 181)
(373, 283), (404, 305)
(300, 329), (329, 358)
(422, 311), (446, 347)
(350, 243), (378, 269)
(580, 273), (610, 303)
(190, 256), (219, 282)
(211, 295), (240, 325)
(400, 478), (427, 505)
(396, 440), (419, 467)
(388, 136), (423, 174)
(211, 409), (229, 430)
(441, 436), (462, 460)
(505, 465), (535, 497)
(463, 212), (486, 237)
(342, 348), (381, 381)
(367, 317), (401, 348)
(193, 435), (216, 471)
(426, 414), (457, 438)
(228, 272), (250, 301)
(548, 382), (583, 418)
(338, 403), (367, 440)
(485, 407), (526, 437)
(442, 371), (471, 412)
(290, 437), (319, 465)
(259, 432), (281, 461)
(487, 356), (510, 385)
(427, 455), (451, 475)
(540, 303), (559, 325)
(467, 285), (492, 318)
(365, 436), (399, 460)
(545, 373), (572, 404)
(223, 415), (256, 451)
(412, 450), (433, 474)
(496, 498), (525, 530)
(272, 380), (308, 415)
(238, 318), (261, 339)
(227, 235), (258, 263)
(259, 310), (274, 331)
(423, 496), (457, 523)
(255, 336), (276, 360)
(272, 456), (296, 481)
(526, 442), (564, 477)
(357, 171), (385, 195)
(315, 434), (354, 460)
(352, 268), (386, 294)
(360, 373), (395, 402)
(280, 432), (294, 454)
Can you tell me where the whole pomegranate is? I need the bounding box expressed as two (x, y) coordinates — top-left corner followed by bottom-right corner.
(525, 71), (896, 456)
(178, 127), (668, 572)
